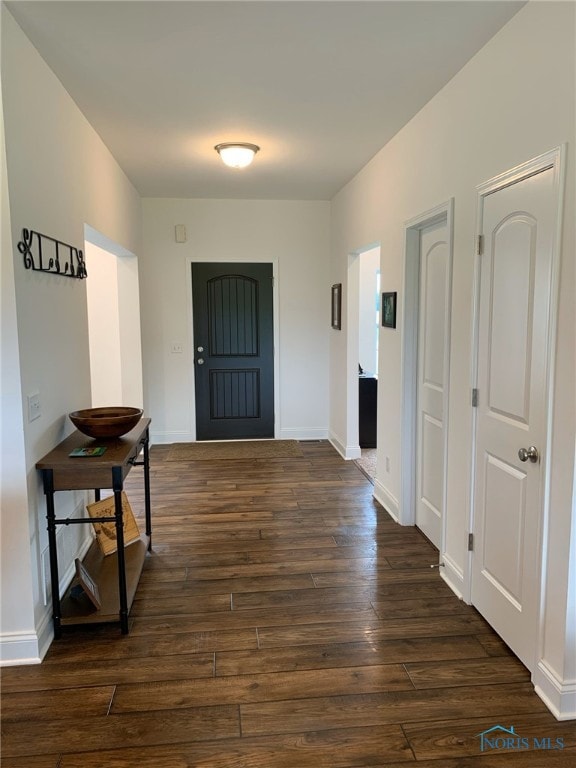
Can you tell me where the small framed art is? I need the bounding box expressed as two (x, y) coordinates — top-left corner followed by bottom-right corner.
(381, 291), (397, 329)
(331, 283), (342, 330)
(72, 559), (101, 610)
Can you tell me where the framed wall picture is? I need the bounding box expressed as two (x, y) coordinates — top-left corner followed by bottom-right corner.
(331, 283), (342, 330)
(381, 291), (397, 328)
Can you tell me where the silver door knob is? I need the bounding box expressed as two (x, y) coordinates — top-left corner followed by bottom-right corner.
(197, 358), (204, 365)
(197, 346), (204, 353)
(518, 446), (539, 463)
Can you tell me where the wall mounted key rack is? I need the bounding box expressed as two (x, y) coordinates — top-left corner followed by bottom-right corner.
(18, 228), (88, 279)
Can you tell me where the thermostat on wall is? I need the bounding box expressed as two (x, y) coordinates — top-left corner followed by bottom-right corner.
(174, 224), (187, 243)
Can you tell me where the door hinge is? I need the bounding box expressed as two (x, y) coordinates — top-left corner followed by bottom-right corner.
(472, 388), (479, 407)
(468, 533), (474, 552)
(477, 235), (484, 256)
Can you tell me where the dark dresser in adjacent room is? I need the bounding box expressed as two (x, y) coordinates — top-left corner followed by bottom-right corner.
(359, 373), (377, 448)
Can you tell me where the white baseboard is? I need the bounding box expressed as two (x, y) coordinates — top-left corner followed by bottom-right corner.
(152, 429), (330, 445)
(36, 608), (55, 661)
(533, 660), (576, 721)
(440, 552), (465, 599)
(0, 631), (42, 666)
(1, 606), (57, 666)
(373, 479), (399, 522)
(149, 430), (194, 445)
(329, 433), (361, 460)
(279, 428), (329, 441)
(329, 433), (346, 459)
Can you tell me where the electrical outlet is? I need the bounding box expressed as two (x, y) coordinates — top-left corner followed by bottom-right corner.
(171, 342), (183, 354)
(27, 392), (41, 421)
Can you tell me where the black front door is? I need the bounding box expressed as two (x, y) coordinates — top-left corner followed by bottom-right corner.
(191, 262), (274, 440)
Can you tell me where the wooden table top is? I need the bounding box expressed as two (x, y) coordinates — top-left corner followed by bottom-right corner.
(36, 418), (150, 491)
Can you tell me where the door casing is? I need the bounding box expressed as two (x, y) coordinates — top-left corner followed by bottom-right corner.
(400, 200), (454, 566)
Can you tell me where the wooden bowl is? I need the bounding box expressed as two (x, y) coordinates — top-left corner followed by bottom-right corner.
(69, 407), (143, 439)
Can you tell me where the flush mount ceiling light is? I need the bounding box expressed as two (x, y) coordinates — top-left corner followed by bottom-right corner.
(215, 142), (260, 169)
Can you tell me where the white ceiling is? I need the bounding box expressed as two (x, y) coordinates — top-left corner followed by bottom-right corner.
(6, 1), (525, 200)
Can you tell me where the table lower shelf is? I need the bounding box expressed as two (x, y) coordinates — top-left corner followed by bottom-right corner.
(60, 535), (150, 626)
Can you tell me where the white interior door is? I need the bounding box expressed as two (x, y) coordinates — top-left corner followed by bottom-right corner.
(415, 220), (449, 549)
(472, 161), (558, 669)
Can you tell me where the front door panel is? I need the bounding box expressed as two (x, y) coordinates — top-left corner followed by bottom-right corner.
(192, 263), (274, 440)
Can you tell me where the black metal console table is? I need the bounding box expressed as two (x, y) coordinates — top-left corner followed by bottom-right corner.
(36, 418), (151, 637)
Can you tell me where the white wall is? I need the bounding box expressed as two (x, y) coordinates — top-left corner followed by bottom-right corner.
(86, 243), (123, 405)
(330, 1), (575, 718)
(85, 237), (144, 409)
(140, 198), (330, 443)
(1, 7), (142, 663)
(117, 249), (144, 408)
(0, 25), (35, 660)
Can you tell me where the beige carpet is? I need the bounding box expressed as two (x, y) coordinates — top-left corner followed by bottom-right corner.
(167, 439), (303, 461)
(355, 448), (377, 482)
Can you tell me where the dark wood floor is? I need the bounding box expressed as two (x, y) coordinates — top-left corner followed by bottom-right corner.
(2, 441), (574, 766)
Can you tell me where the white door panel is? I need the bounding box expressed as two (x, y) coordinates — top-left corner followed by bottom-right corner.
(487, 216), (536, 423)
(422, 243), (447, 391)
(421, 414), (444, 517)
(472, 164), (556, 669)
(482, 453), (527, 609)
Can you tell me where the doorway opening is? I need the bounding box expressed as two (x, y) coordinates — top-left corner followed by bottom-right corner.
(348, 245), (380, 479)
(84, 225), (143, 409)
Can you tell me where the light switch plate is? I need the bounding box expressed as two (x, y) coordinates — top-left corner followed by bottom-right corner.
(28, 391), (41, 421)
